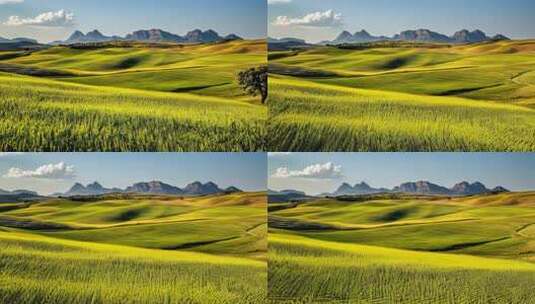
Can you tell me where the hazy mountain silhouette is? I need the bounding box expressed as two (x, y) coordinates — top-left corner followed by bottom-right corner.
(326, 181), (509, 196)
(58, 29), (242, 45)
(61, 181), (241, 197)
(326, 29), (509, 44)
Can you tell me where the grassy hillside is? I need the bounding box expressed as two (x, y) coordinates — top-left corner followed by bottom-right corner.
(0, 40), (266, 151)
(269, 233), (535, 304)
(0, 192), (267, 303)
(269, 192), (535, 303)
(0, 230), (266, 304)
(268, 40), (535, 151)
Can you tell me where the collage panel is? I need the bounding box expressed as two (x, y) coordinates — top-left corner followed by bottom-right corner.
(0, 0), (267, 152)
(1, 0), (535, 303)
(268, 153), (535, 303)
(0, 153), (267, 303)
(267, 0), (535, 152)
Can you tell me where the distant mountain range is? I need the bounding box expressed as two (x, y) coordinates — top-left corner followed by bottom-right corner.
(0, 36), (38, 44)
(0, 36), (43, 51)
(268, 37), (306, 44)
(325, 29), (510, 45)
(268, 36), (312, 51)
(268, 189), (312, 203)
(54, 29), (243, 45)
(61, 181), (242, 197)
(326, 181), (509, 197)
(0, 188), (38, 196)
(0, 188), (41, 203)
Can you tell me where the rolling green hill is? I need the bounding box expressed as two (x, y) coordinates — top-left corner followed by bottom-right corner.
(0, 40), (266, 151)
(268, 40), (535, 151)
(0, 192), (267, 303)
(269, 192), (535, 303)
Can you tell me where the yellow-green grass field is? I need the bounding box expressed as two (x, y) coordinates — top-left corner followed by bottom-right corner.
(0, 192), (267, 303)
(268, 192), (535, 303)
(268, 40), (535, 151)
(0, 40), (266, 151)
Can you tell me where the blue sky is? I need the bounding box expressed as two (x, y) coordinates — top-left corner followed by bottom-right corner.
(0, 0), (267, 43)
(0, 153), (266, 195)
(268, 0), (535, 42)
(268, 153), (535, 195)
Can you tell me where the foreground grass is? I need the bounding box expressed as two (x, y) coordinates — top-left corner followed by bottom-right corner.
(0, 40), (266, 151)
(269, 193), (535, 303)
(268, 76), (535, 151)
(0, 230), (266, 304)
(0, 193), (267, 303)
(269, 233), (535, 304)
(0, 73), (266, 151)
(268, 40), (535, 151)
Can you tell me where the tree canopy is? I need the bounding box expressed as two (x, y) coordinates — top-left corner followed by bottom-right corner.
(238, 66), (268, 104)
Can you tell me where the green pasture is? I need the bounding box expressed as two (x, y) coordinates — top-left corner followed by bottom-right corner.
(0, 192), (267, 303)
(268, 40), (535, 151)
(269, 233), (535, 303)
(269, 193), (535, 303)
(0, 40), (266, 151)
(0, 230), (266, 304)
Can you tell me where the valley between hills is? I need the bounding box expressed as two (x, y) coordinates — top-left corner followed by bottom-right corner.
(268, 182), (535, 303)
(0, 181), (267, 303)
(0, 28), (267, 152)
(268, 29), (535, 152)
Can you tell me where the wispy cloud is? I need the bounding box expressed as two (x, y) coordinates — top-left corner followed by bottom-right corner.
(273, 9), (343, 27)
(0, 152), (25, 157)
(4, 162), (75, 179)
(268, 152), (293, 157)
(272, 162), (343, 179)
(4, 9), (75, 27)
(268, 0), (291, 4)
(0, 0), (23, 4)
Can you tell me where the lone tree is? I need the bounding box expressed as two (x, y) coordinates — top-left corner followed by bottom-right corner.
(238, 66), (268, 104)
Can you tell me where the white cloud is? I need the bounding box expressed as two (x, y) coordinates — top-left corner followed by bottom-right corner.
(0, 152), (25, 157)
(268, 152), (293, 157)
(268, 0), (291, 4)
(4, 9), (74, 27)
(0, 0), (23, 4)
(273, 10), (343, 27)
(272, 162), (342, 179)
(4, 162), (75, 179)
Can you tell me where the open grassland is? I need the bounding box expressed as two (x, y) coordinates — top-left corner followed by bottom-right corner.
(0, 192), (267, 303)
(269, 233), (535, 304)
(0, 192), (267, 258)
(0, 40), (266, 151)
(269, 192), (535, 303)
(268, 40), (535, 151)
(0, 231), (266, 304)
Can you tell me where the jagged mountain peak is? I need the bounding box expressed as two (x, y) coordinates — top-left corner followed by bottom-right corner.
(61, 28), (238, 45)
(61, 180), (238, 197)
(328, 181), (509, 197)
(330, 28), (508, 45)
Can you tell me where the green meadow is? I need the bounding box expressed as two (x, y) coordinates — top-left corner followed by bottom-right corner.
(268, 192), (535, 303)
(0, 40), (266, 151)
(0, 192), (267, 303)
(268, 40), (535, 151)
